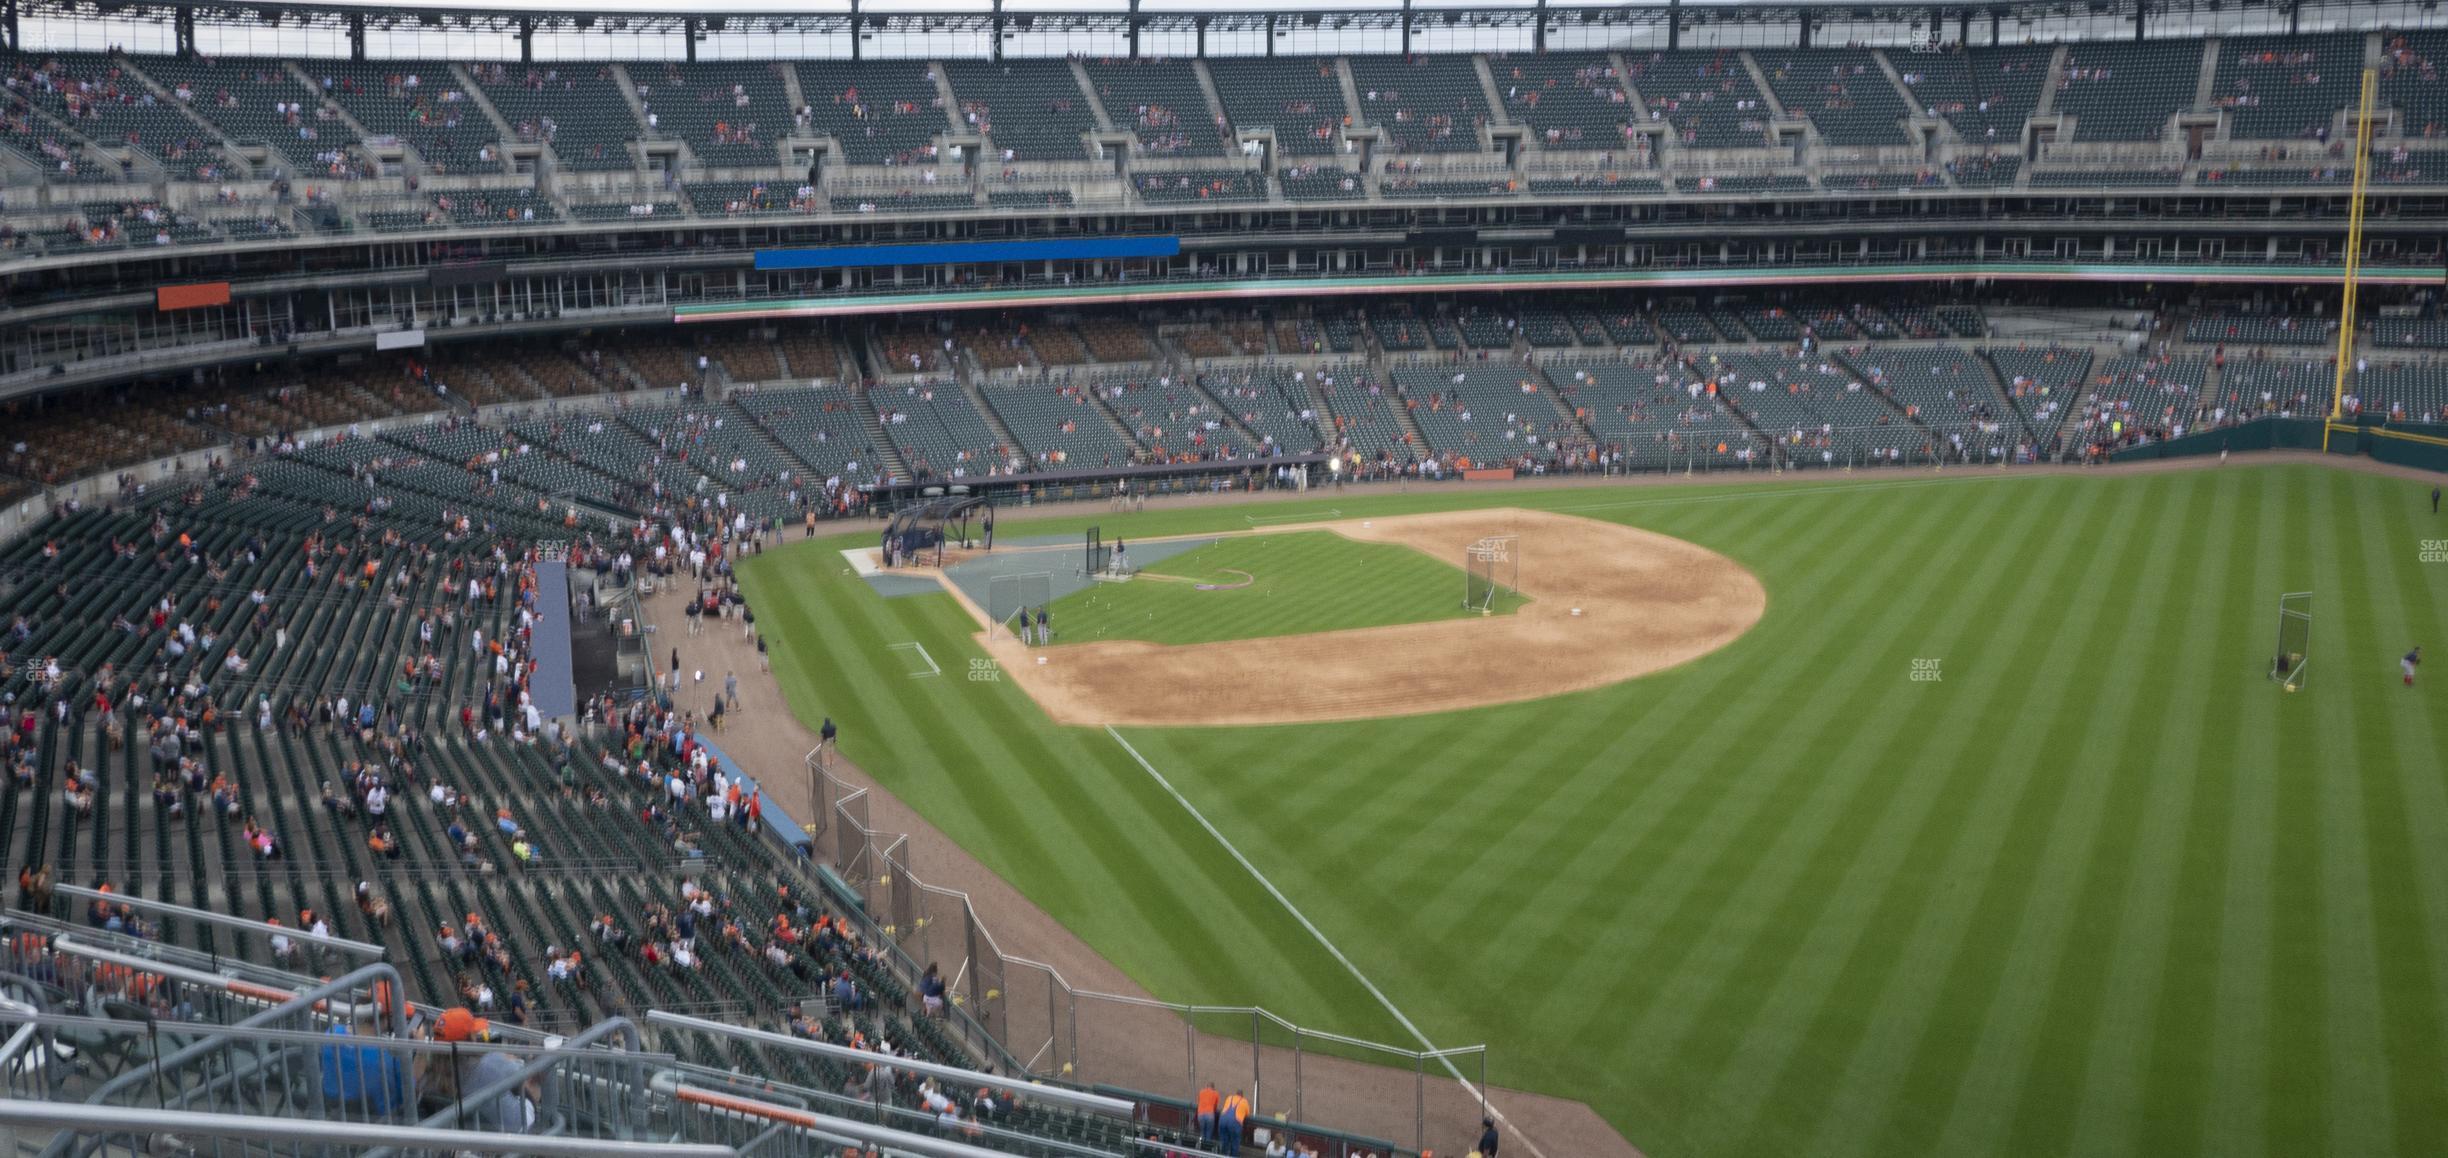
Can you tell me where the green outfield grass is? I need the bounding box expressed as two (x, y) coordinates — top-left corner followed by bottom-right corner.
(737, 463), (2448, 1158)
(1046, 530), (1525, 646)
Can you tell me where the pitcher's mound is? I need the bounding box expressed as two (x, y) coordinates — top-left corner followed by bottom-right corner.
(965, 508), (1765, 727)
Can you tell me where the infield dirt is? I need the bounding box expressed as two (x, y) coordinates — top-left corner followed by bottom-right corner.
(945, 507), (1767, 727)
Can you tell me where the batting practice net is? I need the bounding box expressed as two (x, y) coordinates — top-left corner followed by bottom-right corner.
(2271, 591), (2312, 689)
(1465, 534), (1519, 612)
(1084, 526), (1109, 577)
(989, 572), (1052, 641)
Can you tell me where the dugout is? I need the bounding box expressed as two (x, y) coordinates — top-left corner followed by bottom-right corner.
(881, 492), (990, 568)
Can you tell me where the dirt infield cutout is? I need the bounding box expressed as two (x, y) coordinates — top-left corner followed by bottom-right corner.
(942, 508), (1766, 727)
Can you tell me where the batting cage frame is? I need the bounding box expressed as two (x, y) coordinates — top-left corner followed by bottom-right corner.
(1084, 526), (1109, 577)
(1465, 534), (1519, 612)
(2271, 591), (2312, 690)
(988, 572), (1053, 641)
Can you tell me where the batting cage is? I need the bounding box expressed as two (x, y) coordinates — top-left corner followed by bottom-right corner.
(2271, 590), (2312, 690)
(989, 572), (1053, 641)
(1465, 534), (1519, 612)
(883, 493), (988, 568)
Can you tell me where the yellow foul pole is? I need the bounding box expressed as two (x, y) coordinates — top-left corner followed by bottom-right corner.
(2326, 67), (2378, 452)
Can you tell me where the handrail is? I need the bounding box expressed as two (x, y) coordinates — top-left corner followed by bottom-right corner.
(0, 1099), (738, 1157)
(42, 960), (413, 1158)
(0, 998), (40, 1075)
(645, 1011), (1135, 1116)
(54, 883), (388, 960)
(674, 1084), (1100, 1158)
(371, 1013), (646, 1158)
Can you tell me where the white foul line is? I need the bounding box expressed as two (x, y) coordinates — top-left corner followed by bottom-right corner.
(888, 641), (940, 678)
(1106, 725), (1552, 1158)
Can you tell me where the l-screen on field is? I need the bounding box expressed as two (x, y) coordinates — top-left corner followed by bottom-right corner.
(737, 465), (2448, 1158)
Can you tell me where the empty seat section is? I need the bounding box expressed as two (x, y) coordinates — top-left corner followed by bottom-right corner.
(1752, 49), (1911, 146)
(1491, 52), (1638, 152)
(1835, 344), (2018, 457)
(1675, 173), (1812, 194)
(1527, 174), (1666, 195)
(1280, 164), (1365, 200)
(1391, 364), (1573, 460)
(1984, 344), (2091, 444)
(2382, 31), (2448, 139)
(1086, 60), (1226, 156)
(316, 61), (501, 173)
(635, 61), (791, 168)
(737, 385), (883, 479)
(869, 380), (1006, 479)
(19, 55), (230, 179)
(1893, 45), (2052, 147)
(472, 62), (637, 170)
(2213, 33), (2360, 140)
(1194, 369), (1327, 455)
(1136, 169), (1264, 202)
(1349, 55), (1491, 154)
(0, 86), (103, 179)
(1207, 58), (1347, 156)
(795, 61), (945, 166)
(1552, 360), (1759, 469)
(2184, 311), (2334, 346)
(1625, 51), (1772, 149)
(945, 61), (1097, 162)
(1709, 350), (1916, 462)
(2357, 361), (2448, 423)
(2056, 40), (2202, 141)
(687, 180), (817, 217)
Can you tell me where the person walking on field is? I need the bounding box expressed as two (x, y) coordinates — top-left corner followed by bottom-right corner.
(1194, 1083), (1219, 1145)
(2407, 646), (2423, 687)
(2434, 485), (2441, 514)
(1477, 1117), (1501, 1157)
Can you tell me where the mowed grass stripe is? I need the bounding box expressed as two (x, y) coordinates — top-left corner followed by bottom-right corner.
(2064, 465), (2250, 1158)
(2363, 477), (2448, 1157)
(2307, 471), (2398, 1155)
(1711, 475), (2101, 1151)
(1775, 477), (2117, 1156)
(1633, 482), (2038, 1092)
(1924, 474), (2201, 1157)
(1820, 477), (2151, 1158)
(2008, 470), (2226, 1158)
(2200, 468), (2301, 1158)
(2134, 467), (2269, 1158)
(1674, 477), (2056, 1145)
(2260, 471), (2336, 1158)
(1546, 481), (1983, 1149)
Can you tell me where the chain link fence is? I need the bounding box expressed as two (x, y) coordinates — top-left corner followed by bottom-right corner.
(799, 753), (1487, 1154)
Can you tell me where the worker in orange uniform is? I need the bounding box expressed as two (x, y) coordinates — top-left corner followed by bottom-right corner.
(1194, 1082), (1219, 1145)
(1218, 1089), (1251, 1156)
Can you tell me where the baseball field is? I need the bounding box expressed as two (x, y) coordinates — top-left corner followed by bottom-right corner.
(736, 461), (2448, 1158)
